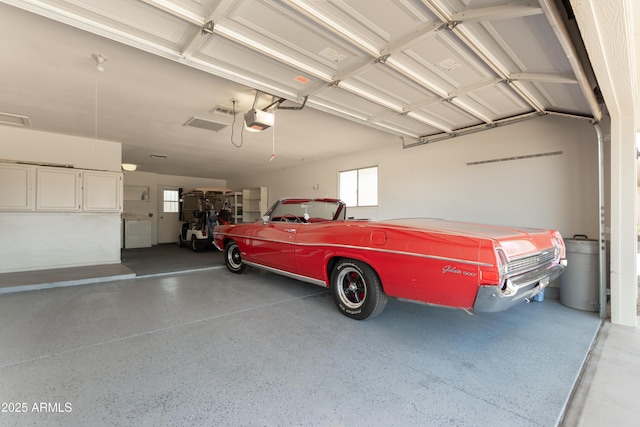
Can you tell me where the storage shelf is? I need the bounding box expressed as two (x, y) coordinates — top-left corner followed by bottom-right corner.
(241, 187), (267, 223)
(123, 185), (150, 202)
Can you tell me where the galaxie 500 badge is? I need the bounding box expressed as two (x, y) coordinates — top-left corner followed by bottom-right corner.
(442, 265), (476, 277)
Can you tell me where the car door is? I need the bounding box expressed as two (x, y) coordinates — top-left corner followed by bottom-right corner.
(247, 220), (302, 272)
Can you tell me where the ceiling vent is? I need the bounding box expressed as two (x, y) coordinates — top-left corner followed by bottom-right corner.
(183, 117), (227, 132)
(0, 112), (30, 127)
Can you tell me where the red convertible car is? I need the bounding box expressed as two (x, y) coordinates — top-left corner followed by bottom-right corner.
(213, 198), (567, 320)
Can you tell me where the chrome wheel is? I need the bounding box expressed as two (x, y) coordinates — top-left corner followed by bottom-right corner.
(225, 241), (247, 273)
(330, 259), (387, 320)
(336, 267), (367, 310)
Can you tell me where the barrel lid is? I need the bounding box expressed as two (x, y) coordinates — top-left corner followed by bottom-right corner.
(565, 237), (598, 254)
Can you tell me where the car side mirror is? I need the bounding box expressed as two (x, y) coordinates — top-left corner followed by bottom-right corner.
(261, 215), (270, 224)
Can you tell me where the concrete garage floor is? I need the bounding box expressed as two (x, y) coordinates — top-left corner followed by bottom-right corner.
(0, 245), (626, 426)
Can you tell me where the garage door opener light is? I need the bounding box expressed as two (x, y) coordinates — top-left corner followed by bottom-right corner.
(244, 108), (274, 131)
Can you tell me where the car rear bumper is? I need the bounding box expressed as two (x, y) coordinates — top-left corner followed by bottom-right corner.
(473, 261), (566, 313)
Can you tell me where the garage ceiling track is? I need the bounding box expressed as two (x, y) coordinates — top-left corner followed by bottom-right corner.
(5, 0), (601, 144)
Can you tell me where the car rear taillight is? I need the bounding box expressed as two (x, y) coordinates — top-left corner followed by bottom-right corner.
(481, 247), (509, 286)
(551, 230), (565, 261)
(495, 247), (509, 288)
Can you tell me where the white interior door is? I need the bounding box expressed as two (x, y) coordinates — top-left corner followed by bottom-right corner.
(158, 186), (180, 243)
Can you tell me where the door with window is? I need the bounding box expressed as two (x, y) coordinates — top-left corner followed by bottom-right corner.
(158, 186), (180, 243)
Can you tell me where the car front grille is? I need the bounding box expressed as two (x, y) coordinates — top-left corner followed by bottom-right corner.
(508, 249), (556, 275)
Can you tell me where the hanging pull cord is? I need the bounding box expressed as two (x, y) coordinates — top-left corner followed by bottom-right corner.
(230, 99), (243, 148)
(269, 110), (276, 161)
(94, 73), (99, 139)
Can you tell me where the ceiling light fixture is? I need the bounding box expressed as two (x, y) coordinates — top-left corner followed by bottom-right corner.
(92, 53), (107, 72)
(121, 163), (137, 171)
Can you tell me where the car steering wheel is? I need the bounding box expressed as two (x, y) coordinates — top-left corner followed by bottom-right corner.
(282, 214), (302, 223)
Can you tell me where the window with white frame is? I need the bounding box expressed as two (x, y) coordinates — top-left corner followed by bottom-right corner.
(163, 189), (179, 213)
(339, 166), (378, 207)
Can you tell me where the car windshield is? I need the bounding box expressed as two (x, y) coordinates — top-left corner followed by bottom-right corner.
(268, 200), (344, 222)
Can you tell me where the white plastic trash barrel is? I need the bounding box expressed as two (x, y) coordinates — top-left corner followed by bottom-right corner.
(559, 235), (599, 312)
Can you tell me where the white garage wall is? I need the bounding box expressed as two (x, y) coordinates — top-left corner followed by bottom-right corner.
(0, 126), (123, 273)
(229, 115), (602, 239)
(1, 212), (121, 272)
(0, 126), (121, 172)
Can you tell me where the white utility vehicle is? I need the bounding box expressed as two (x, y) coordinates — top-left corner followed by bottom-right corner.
(178, 187), (234, 251)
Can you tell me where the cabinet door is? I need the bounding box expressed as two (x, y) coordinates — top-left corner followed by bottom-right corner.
(83, 171), (123, 212)
(0, 163), (34, 210)
(36, 167), (82, 211)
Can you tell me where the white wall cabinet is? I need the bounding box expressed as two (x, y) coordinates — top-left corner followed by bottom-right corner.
(84, 171), (123, 212)
(0, 165), (122, 213)
(0, 163), (34, 210)
(242, 187), (267, 223)
(36, 167), (82, 211)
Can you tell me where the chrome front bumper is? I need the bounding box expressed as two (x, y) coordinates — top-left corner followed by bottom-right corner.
(473, 261), (567, 313)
